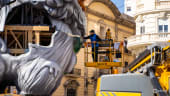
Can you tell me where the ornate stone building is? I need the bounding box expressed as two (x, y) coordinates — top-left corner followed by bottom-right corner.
(127, 0), (170, 56)
(52, 0), (135, 96)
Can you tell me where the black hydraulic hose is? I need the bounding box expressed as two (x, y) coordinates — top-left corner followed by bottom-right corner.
(149, 68), (168, 96)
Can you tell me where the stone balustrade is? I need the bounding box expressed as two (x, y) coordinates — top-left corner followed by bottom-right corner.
(128, 32), (170, 48)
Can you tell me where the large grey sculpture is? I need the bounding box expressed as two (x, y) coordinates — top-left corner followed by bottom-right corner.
(0, 0), (86, 95)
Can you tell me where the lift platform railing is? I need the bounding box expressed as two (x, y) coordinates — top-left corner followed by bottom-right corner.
(128, 45), (170, 72)
(84, 40), (124, 69)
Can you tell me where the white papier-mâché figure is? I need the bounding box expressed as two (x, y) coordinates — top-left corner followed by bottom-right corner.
(0, 0), (86, 95)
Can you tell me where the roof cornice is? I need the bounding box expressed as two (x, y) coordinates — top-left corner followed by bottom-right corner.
(86, 0), (135, 28)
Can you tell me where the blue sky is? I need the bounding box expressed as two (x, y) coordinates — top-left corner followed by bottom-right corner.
(111, 0), (124, 13)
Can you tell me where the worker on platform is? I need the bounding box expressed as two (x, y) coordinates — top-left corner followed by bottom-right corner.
(84, 30), (102, 62)
(105, 28), (112, 40)
(105, 28), (113, 61)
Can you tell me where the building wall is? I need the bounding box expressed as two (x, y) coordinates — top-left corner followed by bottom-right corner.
(136, 0), (155, 13)
(117, 24), (134, 41)
(134, 0), (170, 35)
(53, 0), (136, 96)
(124, 0), (136, 17)
(87, 13), (115, 39)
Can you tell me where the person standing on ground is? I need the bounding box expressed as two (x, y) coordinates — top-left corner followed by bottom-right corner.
(84, 30), (102, 62)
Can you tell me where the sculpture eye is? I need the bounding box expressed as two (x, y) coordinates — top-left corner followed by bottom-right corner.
(78, 0), (86, 11)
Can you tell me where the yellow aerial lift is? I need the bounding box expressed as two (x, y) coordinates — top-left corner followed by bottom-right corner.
(95, 42), (170, 96)
(84, 40), (124, 70)
(84, 29), (125, 73)
(84, 30), (128, 96)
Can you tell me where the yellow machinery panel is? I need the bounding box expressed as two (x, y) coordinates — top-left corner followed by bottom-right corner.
(85, 62), (122, 69)
(155, 64), (170, 92)
(96, 92), (141, 96)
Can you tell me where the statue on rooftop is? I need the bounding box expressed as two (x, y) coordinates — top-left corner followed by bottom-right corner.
(0, 0), (86, 95)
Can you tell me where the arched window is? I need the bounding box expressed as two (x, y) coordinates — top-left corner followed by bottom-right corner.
(64, 80), (80, 96)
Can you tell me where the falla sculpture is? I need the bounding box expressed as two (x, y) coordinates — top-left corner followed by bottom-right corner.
(0, 0), (86, 95)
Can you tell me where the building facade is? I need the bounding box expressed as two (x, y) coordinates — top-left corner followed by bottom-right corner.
(53, 0), (135, 96)
(127, 0), (170, 56)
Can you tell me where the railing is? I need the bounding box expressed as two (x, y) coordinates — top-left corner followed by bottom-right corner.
(65, 68), (81, 77)
(128, 32), (170, 48)
(84, 40), (124, 70)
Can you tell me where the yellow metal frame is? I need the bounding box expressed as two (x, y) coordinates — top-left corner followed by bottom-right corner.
(85, 62), (122, 69)
(155, 64), (170, 92)
(84, 41), (124, 69)
(130, 52), (155, 71)
(130, 46), (170, 72)
(128, 44), (170, 93)
(96, 92), (141, 96)
(96, 76), (141, 96)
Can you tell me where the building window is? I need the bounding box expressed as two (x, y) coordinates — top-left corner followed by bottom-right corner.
(67, 89), (76, 96)
(158, 19), (168, 33)
(98, 19), (106, 39)
(164, 25), (168, 32)
(127, 7), (131, 12)
(64, 80), (80, 96)
(159, 25), (163, 32)
(140, 26), (145, 34)
(159, 25), (168, 32)
(100, 26), (105, 39)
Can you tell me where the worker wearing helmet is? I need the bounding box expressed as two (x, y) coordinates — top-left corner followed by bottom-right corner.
(84, 30), (102, 62)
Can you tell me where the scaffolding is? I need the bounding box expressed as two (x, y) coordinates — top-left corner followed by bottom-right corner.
(0, 25), (52, 55)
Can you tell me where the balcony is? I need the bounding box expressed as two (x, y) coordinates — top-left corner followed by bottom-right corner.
(128, 32), (170, 48)
(65, 68), (81, 77)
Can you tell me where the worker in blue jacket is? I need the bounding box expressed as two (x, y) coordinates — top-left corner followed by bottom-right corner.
(84, 30), (102, 62)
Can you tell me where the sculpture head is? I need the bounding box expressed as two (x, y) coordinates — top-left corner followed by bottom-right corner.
(0, 0), (86, 95)
(0, 0), (86, 53)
